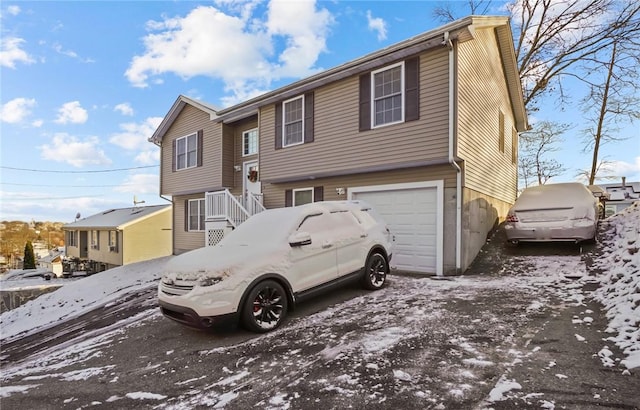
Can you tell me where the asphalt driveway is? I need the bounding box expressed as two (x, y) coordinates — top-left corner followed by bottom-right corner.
(1, 224), (638, 409)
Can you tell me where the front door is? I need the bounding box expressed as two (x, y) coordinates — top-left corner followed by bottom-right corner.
(243, 160), (261, 210)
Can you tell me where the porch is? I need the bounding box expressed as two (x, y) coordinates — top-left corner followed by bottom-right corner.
(204, 189), (266, 246)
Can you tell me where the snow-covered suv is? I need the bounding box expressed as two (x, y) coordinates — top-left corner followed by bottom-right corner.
(158, 201), (394, 333)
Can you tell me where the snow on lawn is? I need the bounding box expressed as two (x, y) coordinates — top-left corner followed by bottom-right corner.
(592, 201), (640, 370)
(0, 257), (170, 342)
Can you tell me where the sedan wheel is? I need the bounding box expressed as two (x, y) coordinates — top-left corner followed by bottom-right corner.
(242, 280), (288, 333)
(363, 252), (388, 290)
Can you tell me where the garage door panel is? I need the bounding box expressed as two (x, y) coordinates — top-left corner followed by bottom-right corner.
(353, 186), (439, 273)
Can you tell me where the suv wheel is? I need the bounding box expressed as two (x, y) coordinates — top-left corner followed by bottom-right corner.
(242, 280), (288, 333)
(362, 252), (388, 290)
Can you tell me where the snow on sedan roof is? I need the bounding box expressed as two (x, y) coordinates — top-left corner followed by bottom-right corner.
(513, 183), (594, 210)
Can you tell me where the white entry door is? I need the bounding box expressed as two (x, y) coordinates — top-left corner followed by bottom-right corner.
(350, 181), (443, 275)
(243, 160), (261, 209)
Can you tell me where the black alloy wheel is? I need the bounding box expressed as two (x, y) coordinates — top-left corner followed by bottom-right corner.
(242, 280), (288, 333)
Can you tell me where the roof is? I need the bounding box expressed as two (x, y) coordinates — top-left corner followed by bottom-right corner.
(63, 205), (171, 230)
(150, 15), (528, 144)
(149, 95), (219, 145)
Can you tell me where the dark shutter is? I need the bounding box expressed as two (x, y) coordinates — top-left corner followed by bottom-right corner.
(304, 92), (314, 143)
(405, 57), (420, 122)
(184, 199), (189, 231)
(359, 73), (371, 131)
(285, 189), (293, 207)
(197, 129), (203, 167)
(275, 103), (283, 150)
(172, 139), (177, 172)
(314, 186), (324, 202)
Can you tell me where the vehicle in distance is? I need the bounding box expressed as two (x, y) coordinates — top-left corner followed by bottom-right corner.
(158, 201), (394, 333)
(505, 182), (599, 245)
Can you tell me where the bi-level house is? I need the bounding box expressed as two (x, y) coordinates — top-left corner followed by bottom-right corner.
(150, 15), (528, 276)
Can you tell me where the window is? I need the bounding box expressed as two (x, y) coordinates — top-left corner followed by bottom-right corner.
(499, 110), (505, 153)
(109, 231), (118, 252)
(176, 133), (198, 170)
(91, 230), (99, 250)
(283, 96), (304, 147)
(243, 128), (258, 156)
(372, 62), (404, 127)
(188, 198), (205, 232)
(293, 188), (313, 206)
(67, 231), (77, 247)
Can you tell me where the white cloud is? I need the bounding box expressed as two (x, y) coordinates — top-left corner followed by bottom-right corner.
(125, 1), (333, 104)
(7, 5), (21, 16)
(0, 36), (35, 68)
(52, 43), (95, 63)
(366, 10), (387, 41)
(134, 149), (160, 165)
(38, 133), (111, 167)
(109, 117), (163, 151)
(55, 101), (88, 124)
(0, 97), (36, 123)
(114, 102), (134, 116)
(114, 173), (159, 194)
(603, 157), (640, 180)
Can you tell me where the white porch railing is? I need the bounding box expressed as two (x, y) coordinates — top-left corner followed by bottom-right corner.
(205, 189), (266, 228)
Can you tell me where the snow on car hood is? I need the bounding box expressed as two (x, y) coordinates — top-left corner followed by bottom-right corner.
(162, 242), (289, 284)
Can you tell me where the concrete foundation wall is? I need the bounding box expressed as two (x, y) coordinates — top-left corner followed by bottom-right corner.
(461, 187), (512, 271)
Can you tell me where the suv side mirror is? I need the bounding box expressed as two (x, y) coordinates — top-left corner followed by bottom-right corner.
(289, 231), (312, 247)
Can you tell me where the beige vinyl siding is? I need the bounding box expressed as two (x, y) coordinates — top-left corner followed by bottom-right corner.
(262, 164), (456, 209)
(457, 29), (518, 205)
(161, 105), (223, 195)
(122, 210), (172, 265)
(173, 193), (206, 254)
(260, 48), (450, 182)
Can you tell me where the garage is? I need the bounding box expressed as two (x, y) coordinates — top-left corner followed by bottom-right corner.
(350, 181), (443, 275)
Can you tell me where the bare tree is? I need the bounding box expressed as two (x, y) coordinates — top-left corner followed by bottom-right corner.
(518, 120), (569, 187)
(579, 40), (640, 184)
(433, 1), (495, 23)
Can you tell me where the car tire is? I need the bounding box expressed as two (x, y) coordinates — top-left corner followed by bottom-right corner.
(241, 280), (288, 333)
(362, 252), (388, 290)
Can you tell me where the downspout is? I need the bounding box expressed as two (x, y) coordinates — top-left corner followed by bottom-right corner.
(444, 31), (462, 274)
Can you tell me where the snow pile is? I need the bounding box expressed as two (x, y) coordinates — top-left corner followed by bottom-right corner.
(592, 201), (640, 369)
(0, 257), (170, 342)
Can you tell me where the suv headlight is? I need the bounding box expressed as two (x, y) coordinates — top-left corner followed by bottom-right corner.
(199, 277), (223, 287)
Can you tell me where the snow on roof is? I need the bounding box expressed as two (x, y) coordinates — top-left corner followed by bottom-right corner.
(63, 205), (170, 230)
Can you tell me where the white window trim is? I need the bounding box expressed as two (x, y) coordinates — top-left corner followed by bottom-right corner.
(293, 187), (314, 206)
(370, 61), (405, 129)
(188, 198), (205, 232)
(242, 128), (259, 157)
(282, 95), (305, 148)
(175, 132), (198, 171)
(91, 230), (99, 250)
(109, 230), (118, 252)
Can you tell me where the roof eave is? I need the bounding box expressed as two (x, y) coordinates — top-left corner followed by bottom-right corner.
(149, 95), (220, 145)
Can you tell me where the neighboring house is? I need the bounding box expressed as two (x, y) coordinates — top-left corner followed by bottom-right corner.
(600, 178), (640, 217)
(63, 205), (172, 272)
(38, 249), (64, 277)
(149, 15), (528, 276)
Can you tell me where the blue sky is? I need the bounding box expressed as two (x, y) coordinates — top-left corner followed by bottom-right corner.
(1, 0), (638, 223)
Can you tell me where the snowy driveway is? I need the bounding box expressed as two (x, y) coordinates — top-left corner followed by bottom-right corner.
(3, 250), (637, 409)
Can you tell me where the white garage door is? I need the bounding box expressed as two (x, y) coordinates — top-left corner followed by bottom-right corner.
(351, 182), (442, 274)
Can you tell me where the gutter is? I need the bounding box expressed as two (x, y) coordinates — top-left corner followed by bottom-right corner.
(444, 31), (462, 274)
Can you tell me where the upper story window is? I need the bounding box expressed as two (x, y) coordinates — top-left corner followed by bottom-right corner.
(176, 133), (198, 170)
(283, 96), (304, 147)
(243, 128), (258, 156)
(275, 93), (314, 150)
(359, 58), (419, 131)
(372, 62), (404, 127)
(188, 198), (205, 232)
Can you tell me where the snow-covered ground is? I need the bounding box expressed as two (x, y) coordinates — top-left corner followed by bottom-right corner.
(0, 203), (638, 408)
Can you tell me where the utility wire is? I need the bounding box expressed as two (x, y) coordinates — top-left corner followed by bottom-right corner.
(1, 165), (159, 173)
(1, 182), (145, 188)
